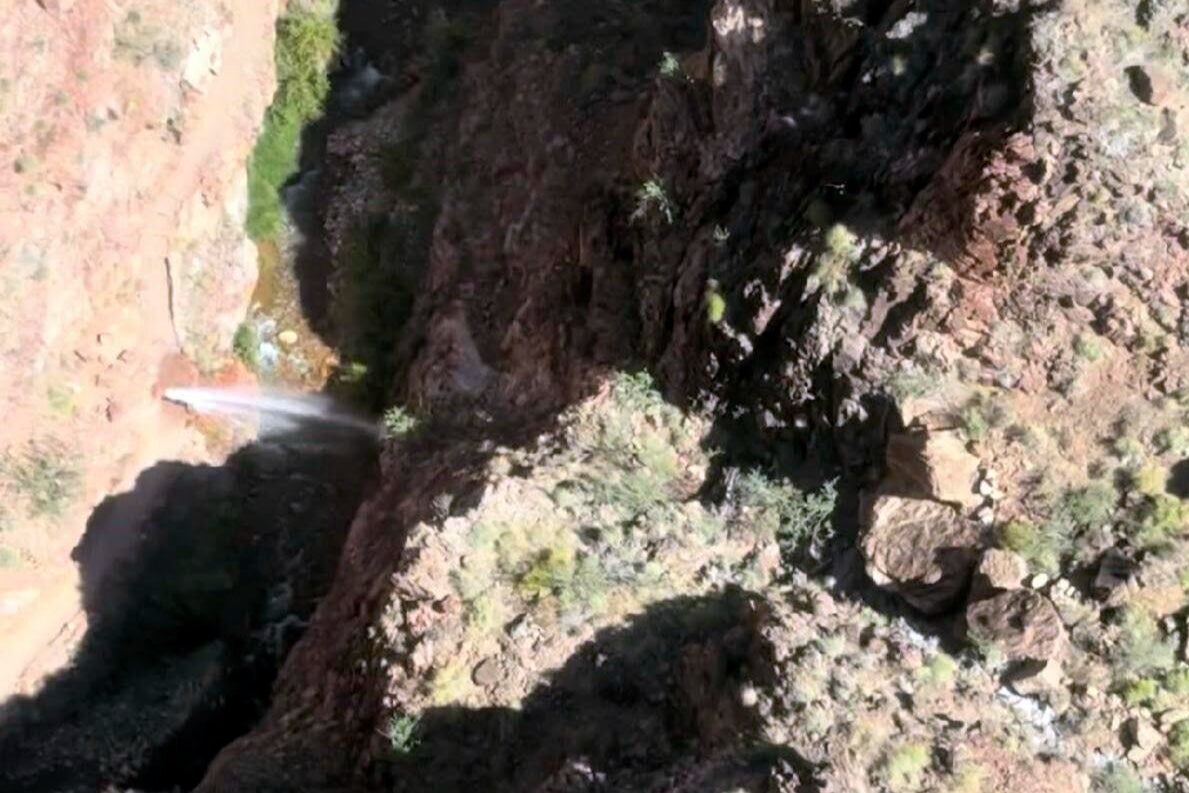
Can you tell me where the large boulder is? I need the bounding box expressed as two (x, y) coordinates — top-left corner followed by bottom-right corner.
(860, 495), (982, 614)
(883, 428), (981, 509)
(966, 589), (1068, 670)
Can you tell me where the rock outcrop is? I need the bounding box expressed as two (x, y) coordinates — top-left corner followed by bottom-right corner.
(860, 495), (983, 614)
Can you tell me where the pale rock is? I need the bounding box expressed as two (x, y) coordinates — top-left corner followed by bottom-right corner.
(973, 548), (1027, 593)
(884, 428), (982, 508)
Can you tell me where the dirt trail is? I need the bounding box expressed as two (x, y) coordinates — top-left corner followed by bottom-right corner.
(0, 0), (279, 699)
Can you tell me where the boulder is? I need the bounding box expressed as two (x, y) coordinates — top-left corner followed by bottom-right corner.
(861, 495), (982, 614)
(884, 428), (981, 509)
(966, 589), (1068, 671)
(973, 548), (1027, 594)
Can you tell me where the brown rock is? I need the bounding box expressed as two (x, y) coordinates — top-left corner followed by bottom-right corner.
(884, 428), (981, 508)
(472, 657), (500, 688)
(861, 495), (982, 614)
(973, 548), (1027, 595)
(966, 589), (1068, 670)
(1125, 717), (1161, 763)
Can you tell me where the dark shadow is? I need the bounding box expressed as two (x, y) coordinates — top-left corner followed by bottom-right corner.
(0, 428), (378, 793)
(1168, 458), (1189, 499)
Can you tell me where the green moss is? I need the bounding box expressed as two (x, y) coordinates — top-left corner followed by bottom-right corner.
(1074, 332), (1104, 361)
(246, 8), (340, 240)
(705, 287), (726, 325)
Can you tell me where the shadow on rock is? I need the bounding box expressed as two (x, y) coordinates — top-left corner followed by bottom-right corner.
(0, 429), (378, 793)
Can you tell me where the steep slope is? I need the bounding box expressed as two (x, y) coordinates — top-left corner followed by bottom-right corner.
(196, 0), (1189, 791)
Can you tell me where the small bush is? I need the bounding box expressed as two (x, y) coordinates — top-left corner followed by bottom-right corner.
(2, 442), (81, 518)
(232, 323), (260, 371)
(704, 284), (726, 324)
(1155, 426), (1189, 457)
(736, 473), (836, 552)
(1130, 494), (1189, 551)
(658, 51), (682, 77)
(881, 742), (930, 791)
(917, 653), (956, 687)
(998, 518), (1061, 575)
(1074, 332), (1104, 361)
(1170, 720), (1189, 770)
(1121, 677), (1159, 706)
(1115, 608), (1177, 677)
(807, 223), (859, 299)
(381, 406), (418, 439)
(1093, 762), (1145, 793)
(1129, 464), (1167, 497)
(384, 713), (420, 755)
(631, 178), (675, 225)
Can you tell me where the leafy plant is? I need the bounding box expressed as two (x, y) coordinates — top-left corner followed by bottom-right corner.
(881, 742), (930, 791)
(631, 178), (674, 225)
(1155, 426), (1189, 457)
(1115, 608), (1177, 677)
(807, 223), (859, 299)
(232, 323), (260, 371)
(736, 473), (836, 553)
(1093, 762), (1145, 793)
(381, 406), (418, 439)
(658, 51), (682, 77)
(384, 713), (421, 755)
(1130, 494), (1189, 551)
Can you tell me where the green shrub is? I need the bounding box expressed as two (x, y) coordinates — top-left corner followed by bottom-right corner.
(705, 285), (726, 324)
(2, 441), (81, 518)
(658, 51), (682, 77)
(1130, 494), (1189, 551)
(1129, 464), (1167, 497)
(917, 653), (956, 687)
(631, 178), (674, 225)
(1121, 677), (1159, 706)
(381, 406), (418, 439)
(385, 713), (421, 755)
(1074, 333), (1104, 361)
(998, 518), (1061, 575)
(1052, 482), (1117, 531)
(881, 742), (930, 791)
(1155, 426), (1189, 457)
(1116, 608), (1177, 677)
(232, 323), (260, 371)
(807, 223), (859, 299)
(246, 9), (340, 240)
(1170, 720), (1189, 770)
(736, 472), (836, 551)
(1093, 762), (1145, 793)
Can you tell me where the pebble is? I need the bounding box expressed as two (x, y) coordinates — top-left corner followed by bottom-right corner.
(278, 329), (299, 346)
(977, 506), (995, 526)
(739, 684), (759, 708)
(472, 657), (500, 687)
(1030, 573), (1050, 588)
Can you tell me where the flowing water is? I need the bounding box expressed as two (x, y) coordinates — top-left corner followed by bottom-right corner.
(163, 386), (380, 438)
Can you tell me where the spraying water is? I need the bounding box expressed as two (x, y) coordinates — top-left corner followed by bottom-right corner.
(163, 387), (380, 439)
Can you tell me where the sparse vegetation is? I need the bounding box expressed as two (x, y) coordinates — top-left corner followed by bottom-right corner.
(704, 281), (726, 324)
(1074, 332), (1104, 361)
(1093, 762), (1144, 793)
(880, 742), (930, 791)
(2, 441), (81, 519)
(658, 51), (682, 78)
(998, 518), (1060, 575)
(381, 406), (418, 439)
(631, 178), (675, 225)
(384, 713), (421, 755)
(917, 653), (956, 687)
(1155, 425), (1189, 457)
(1115, 608), (1177, 677)
(735, 472), (837, 554)
(1129, 493), (1188, 551)
(807, 223), (859, 299)
(245, 7), (341, 240)
(112, 10), (182, 70)
(1170, 720), (1189, 770)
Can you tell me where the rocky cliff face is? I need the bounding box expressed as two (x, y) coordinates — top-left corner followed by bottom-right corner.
(196, 0), (1189, 790)
(0, 0), (281, 694)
